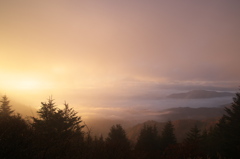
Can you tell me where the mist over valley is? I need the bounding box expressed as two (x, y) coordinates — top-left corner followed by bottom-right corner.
(4, 89), (233, 138)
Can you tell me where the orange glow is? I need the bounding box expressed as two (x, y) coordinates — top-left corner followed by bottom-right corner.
(0, 69), (53, 92)
(15, 79), (41, 90)
(0, 1), (239, 118)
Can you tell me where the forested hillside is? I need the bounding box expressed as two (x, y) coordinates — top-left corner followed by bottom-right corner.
(127, 118), (218, 143)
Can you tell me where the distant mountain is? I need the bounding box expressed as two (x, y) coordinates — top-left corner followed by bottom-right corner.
(157, 106), (227, 121)
(126, 104), (229, 143)
(166, 90), (233, 99)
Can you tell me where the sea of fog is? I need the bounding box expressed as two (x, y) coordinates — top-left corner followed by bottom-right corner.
(73, 96), (233, 123)
(6, 89), (234, 126)
(73, 96), (233, 134)
(5, 90), (234, 135)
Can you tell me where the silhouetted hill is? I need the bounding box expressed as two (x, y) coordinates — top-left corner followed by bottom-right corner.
(127, 119), (218, 143)
(126, 104), (230, 143)
(166, 90), (233, 99)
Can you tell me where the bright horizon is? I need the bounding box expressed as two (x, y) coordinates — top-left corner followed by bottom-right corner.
(1, 1), (240, 119)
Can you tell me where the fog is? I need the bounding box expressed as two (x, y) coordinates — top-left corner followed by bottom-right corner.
(6, 89), (233, 122)
(76, 96), (231, 119)
(75, 93), (232, 136)
(1, 87), (234, 137)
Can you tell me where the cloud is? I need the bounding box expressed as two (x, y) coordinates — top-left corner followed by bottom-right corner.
(0, 0), (240, 100)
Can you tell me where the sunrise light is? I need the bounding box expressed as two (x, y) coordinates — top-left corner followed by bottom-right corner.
(17, 79), (41, 90)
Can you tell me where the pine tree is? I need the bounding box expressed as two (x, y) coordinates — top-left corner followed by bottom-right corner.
(62, 102), (84, 133)
(31, 97), (85, 158)
(0, 95), (14, 118)
(91, 135), (106, 159)
(215, 91), (240, 158)
(134, 124), (160, 159)
(185, 125), (201, 144)
(183, 125), (205, 158)
(159, 121), (177, 159)
(0, 96), (32, 158)
(135, 124), (159, 152)
(32, 97), (59, 136)
(160, 121), (177, 150)
(105, 124), (131, 159)
(32, 97), (84, 136)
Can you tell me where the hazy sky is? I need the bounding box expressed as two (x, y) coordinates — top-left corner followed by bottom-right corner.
(1, 0), (240, 107)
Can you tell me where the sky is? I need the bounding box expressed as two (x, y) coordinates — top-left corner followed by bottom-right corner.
(0, 1), (240, 114)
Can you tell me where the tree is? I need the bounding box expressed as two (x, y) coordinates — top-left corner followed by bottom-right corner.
(0, 95), (14, 118)
(105, 124), (131, 159)
(87, 135), (106, 159)
(0, 114), (33, 158)
(32, 97), (84, 136)
(135, 124), (159, 151)
(185, 125), (202, 143)
(214, 91), (240, 158)
(182, 125), (205, 158)
(32, 97), (60, 136)
(160, 121), (177, 150)
(0, 96), (32, 158)
(31, 97), (85, 158)
(135, 124), (160, 159)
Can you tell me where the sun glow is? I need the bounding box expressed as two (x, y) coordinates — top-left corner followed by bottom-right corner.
(0, 76), (47, 92)
(17, 79), (40, 90)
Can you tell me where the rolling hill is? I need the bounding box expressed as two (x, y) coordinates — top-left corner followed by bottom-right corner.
(166, 90), (233, 99)
(157, 106), (227, 121)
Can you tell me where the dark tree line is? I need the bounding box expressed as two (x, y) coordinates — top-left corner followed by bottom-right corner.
(133, 121), (177, 159)
(1, 90), (240, 159)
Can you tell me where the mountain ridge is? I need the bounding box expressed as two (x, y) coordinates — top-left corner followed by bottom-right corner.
(166, 90), (233, 99)
(157, 106), (227, 121)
